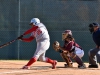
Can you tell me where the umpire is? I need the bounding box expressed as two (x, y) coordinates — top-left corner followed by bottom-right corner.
(88, 23), (100, 68)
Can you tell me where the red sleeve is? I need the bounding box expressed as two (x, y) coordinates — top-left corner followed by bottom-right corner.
(22, 36), (35, 42)
(23, 26), (38, 35)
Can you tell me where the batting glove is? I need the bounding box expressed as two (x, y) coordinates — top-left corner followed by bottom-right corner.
(17, 35), (24, 40)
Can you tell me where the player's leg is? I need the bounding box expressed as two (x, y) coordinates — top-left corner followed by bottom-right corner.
(38, 40), (57, 69)
(22, 40), (48, 69)
(22, 40), (57, 69)
(96, 50), (100, 64)
(70, 52), (86, 69)
(39, 55), (57, 69)
(88, 48), (99, 68)
(60, 53), (73, 67)
(22, 57), (37, 69)
(75, 49), (84, 67)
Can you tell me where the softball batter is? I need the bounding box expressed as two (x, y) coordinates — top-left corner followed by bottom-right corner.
(18, 18), (57, 69)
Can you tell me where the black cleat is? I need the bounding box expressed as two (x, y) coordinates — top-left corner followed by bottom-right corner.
(88, 64), (98, 68)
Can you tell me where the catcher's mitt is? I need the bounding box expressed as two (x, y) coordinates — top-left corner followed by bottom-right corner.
(53, 41), (60, 51)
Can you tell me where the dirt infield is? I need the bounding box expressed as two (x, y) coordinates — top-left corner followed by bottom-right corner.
(0, 60), (100, 75)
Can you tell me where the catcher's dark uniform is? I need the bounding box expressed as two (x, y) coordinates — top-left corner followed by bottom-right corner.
(88, 23), (100, 68)
(53, 30), (86, 69)
(61, 40), (85, 68)
(61, 32), (86, 68)
(63, 41), (84, 58)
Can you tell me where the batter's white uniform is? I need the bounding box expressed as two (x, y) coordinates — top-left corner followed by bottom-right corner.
(21, 18), (57, 69)
(31, 23), (50, 61)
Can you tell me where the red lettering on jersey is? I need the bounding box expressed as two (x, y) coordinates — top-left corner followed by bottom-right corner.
(37, 29), (42, 35)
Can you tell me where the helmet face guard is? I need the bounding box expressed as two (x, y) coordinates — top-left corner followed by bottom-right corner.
(62, 30), (72, 40)
(88, 23), (99, 34)
(62, 33), (68, 40)
(89, 24), (94, 34)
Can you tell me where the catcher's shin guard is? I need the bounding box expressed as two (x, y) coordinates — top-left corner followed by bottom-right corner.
(71, 52), (84, 66)
(61, 53), (73, 67)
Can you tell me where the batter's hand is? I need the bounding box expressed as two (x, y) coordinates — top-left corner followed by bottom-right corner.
(17, 35), (24, 40)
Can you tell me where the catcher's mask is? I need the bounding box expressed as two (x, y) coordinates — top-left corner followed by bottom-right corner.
(89, 23), (99, 34)
(62, 30), (72, 40)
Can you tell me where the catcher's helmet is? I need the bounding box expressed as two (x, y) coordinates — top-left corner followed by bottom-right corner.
(89, 22), (99, 33)
(29, 18), (40, 25)
(62, 30), (72, 40)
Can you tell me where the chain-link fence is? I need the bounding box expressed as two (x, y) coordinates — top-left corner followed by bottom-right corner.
(0, 0), (100, 62)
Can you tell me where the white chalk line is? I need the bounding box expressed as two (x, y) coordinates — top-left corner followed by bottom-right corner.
(0, 70), (30, 75)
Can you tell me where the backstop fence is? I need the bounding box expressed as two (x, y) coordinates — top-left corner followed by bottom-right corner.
(0, 0), (100, 62)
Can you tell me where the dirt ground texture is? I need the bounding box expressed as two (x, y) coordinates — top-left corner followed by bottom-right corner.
(0, 60), (100, 75)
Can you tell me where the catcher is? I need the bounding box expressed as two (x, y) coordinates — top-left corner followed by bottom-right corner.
(53, 30), (86, 69)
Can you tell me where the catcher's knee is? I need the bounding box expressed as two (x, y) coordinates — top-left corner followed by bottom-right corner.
(70, 52), (77, 59)
(60, 53), (65, 57)
(60, 53), (69, 59)
(71, 53), (84, 66)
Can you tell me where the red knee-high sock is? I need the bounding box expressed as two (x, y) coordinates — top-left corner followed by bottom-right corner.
(26, 57), (37, 66)
(46, 57), (54, 64)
